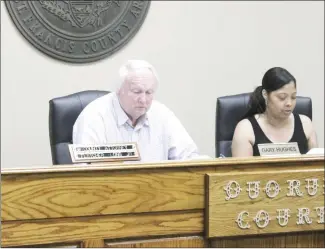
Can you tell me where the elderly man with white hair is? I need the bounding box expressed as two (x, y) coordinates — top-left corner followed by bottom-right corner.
(73, 60), (202, 162)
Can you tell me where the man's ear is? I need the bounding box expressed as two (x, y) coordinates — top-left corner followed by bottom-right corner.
(118, 81), (128, 95)
(117, 84), (124, 95)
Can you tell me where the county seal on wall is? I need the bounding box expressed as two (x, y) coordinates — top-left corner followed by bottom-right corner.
(5, 1), (150, 63)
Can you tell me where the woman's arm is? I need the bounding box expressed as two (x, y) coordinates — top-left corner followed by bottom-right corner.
(231, 119), (255, 157)
(299, 115), (318, 150)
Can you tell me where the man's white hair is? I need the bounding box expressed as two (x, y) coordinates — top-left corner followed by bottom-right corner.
(117, 60), (159, 90)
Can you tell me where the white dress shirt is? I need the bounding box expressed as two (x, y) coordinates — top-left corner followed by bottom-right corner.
(72, 92), (200, 162)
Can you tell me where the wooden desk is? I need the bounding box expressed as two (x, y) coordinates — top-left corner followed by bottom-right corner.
(1, 156), (324, 248)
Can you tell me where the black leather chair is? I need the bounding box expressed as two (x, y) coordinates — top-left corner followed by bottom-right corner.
(49, 90), (109, 165)
(215, 93), (312, 157)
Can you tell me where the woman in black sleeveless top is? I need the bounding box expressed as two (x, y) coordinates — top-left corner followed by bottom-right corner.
(232, 67), (318, 157)
(247, 113), (309, 156)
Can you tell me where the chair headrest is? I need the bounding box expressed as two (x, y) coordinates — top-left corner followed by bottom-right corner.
(49, 90), (109, 145)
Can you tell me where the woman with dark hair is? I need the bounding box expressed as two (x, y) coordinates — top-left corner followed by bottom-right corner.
(232, 67), (318, 157)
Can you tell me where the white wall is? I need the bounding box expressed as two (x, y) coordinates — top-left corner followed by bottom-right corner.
(1, 1), (324, 168)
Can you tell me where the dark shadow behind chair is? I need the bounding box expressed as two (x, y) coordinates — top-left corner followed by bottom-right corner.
(49, 90), (109, 165)
(215, 93), (312, 157)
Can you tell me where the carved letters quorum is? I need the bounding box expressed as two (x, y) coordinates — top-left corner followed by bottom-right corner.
(206, 170), (325, 238)
(224, 178), (324, 229)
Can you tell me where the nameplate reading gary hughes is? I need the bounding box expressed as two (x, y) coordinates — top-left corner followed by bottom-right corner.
(258, 142), (300, 157)
(5, 1), (150, 63)
(205, 169), (324, 238)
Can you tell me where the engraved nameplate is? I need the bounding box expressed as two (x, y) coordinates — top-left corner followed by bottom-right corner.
(258, 142), (300, 157)
(68, 143), (140, 163)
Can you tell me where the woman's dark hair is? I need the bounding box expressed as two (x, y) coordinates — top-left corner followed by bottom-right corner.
(242, 67), (296, 119)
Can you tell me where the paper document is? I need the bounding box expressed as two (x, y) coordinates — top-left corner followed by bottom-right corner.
(306, 148), (324, 155)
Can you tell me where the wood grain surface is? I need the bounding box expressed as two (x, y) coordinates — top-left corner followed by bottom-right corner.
(2, 156), (324, 248)
(2, 170), (206, 221)
(1, 210), (202, 247)
(2, 158), (323, 222)
(105, 236), (208, 248)
(2, 155), (323, 175)
(81, 239), (105, 248)
(211, 231), (324, 248)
